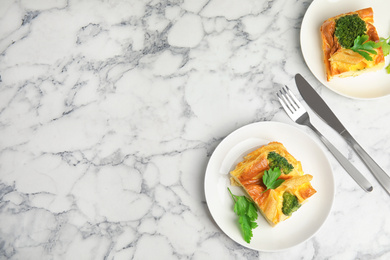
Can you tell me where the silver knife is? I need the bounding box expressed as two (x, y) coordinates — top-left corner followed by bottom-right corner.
(295, 73), (390, 196)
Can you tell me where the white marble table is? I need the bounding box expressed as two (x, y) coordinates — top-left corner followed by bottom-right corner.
(1, 0), (390, 259)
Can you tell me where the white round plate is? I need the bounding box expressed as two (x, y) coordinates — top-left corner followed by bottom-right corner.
(204, 121), (335, 252)
(300, 0), (390, 99)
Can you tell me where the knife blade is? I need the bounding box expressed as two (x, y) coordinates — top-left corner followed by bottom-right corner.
(295, 73), (390, 196)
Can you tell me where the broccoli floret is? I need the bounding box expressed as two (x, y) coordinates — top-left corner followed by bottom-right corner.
(267, 151), (294, 174)
(282, 192), (301, 216)
(335, 14), (367, 48)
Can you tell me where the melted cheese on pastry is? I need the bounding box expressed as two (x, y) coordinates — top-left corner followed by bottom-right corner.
(230, 141), (316, 227)
(320, 8), (385, 81)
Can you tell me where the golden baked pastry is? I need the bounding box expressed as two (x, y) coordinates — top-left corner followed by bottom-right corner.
(230, 142), (316, 227)
(320, 8), (385, 81)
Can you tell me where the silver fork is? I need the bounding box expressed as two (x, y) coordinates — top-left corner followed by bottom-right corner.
(277, 86), (373, 192)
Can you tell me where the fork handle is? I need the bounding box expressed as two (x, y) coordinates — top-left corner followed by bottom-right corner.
(307, 122), (373, 192)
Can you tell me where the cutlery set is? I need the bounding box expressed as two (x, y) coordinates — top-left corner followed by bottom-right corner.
(277, 74), (390, 195)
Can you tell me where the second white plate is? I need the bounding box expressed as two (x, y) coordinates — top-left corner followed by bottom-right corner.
(204, 121), (335, 251)
(300, 0), (390, 99)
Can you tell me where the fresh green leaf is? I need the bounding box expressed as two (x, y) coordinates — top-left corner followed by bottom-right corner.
(349, 35), (377, 61)
(247, 201), (258, 220)
(262, 167), (285, 193)
(349, 35), (390, 61)
(269, 179), (285, 190)
(386, 63), (390, 74)
(238, 215), (256, 243)
(379, 37), (390, 56)
(227, 188), (259, 243)
(356, 34), (368, 45)
(234, 196), (248, 216)
(353, 49), (373, 61)
(250, 220), (259, 229)
(263, 168), (279, 186)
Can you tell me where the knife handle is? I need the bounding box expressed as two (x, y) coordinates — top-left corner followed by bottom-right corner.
(341, 131), (390, 196)
(307, 123), (373, 192)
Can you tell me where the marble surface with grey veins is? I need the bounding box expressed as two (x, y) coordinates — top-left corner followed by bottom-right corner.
(1, 0), (390, 259)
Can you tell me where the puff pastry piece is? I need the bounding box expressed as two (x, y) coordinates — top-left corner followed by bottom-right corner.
(320, 8), (385, 81)
(230, 142), (316, 227)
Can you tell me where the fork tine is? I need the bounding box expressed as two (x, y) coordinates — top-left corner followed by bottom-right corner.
(277, 91), (294, 116)
(283, 85), (302, 110)
(277, 85), (308, 123)
(277, 88), (295, 113)
(281, 87), (297, 111)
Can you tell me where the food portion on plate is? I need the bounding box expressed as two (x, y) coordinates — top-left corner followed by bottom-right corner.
(320, 7), (390, 81)
(229, 141), (316, 240)
(204, 121), (334, 250)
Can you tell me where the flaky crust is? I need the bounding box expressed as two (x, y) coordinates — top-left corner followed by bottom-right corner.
(230, 142), (316, 227)
(320, 8), (385, 81)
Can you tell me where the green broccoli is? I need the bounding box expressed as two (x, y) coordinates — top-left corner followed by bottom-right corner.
(267, 151), (294, 174)
(282, 192), (301, 216)
(335, 14), (367, 48)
